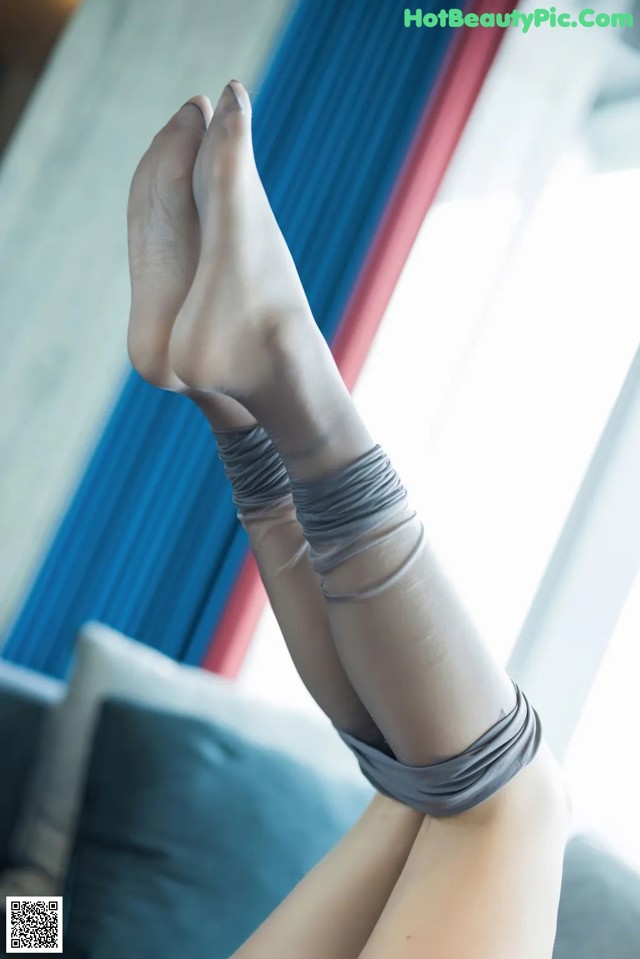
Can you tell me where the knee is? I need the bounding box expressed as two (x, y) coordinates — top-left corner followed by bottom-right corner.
(455, 740), (572, 829)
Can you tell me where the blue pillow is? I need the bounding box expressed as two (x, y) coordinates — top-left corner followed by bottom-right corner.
(63, 697), (371, 959)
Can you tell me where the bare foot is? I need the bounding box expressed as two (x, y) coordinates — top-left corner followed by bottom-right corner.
(168, 81), (316, 402)
(126, 92), (256, 430)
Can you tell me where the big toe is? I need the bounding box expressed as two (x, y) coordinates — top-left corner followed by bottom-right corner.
(211, 80), (252, 140)
(156, 94), (214, 179)
(175, 94), (214, 133)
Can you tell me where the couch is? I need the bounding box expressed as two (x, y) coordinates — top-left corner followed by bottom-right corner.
(1, 623), (639, 958)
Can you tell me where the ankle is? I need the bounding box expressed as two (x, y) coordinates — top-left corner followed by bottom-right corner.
(184, 389), (257, 432)
(213, 423), (292, 519)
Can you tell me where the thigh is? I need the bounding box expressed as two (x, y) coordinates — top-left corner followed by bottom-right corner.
(359, 745), (571, 959)
(232, 793), (423, 959)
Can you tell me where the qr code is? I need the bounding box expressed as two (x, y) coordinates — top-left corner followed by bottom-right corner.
(6, 897), (63, 953)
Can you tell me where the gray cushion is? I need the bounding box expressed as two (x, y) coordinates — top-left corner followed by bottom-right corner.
(0, 660), (63, 870)
(63, 697), (371, 959)
(7, 622), (361, 896)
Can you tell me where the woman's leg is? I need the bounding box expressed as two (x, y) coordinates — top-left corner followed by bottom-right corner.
(128, 84), (570, 959)
(170, 80), (538, 776)
(358, 761), (570, 959)
(127, 89), (381, 742)
(127, 93), (421, 959)
(234, 792), (422, 959)
(200, 418), (425, 959)
(191, 396), (382, 741)
(168, 79), (570, 959)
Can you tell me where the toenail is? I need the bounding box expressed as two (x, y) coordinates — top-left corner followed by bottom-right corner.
(179, 101), (207, 131)
(226, 82), (243, 110)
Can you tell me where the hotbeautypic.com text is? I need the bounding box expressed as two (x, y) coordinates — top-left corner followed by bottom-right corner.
(404, 6), (634, 32)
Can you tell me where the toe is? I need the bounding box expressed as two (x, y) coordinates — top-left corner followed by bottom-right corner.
(226, 80), (252, 116)
(211, 80), (252, 139)
(176, 94), (213, 132)
(154, 95), (213, 182)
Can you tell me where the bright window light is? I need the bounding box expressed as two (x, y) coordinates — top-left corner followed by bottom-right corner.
(563, 568), (640, 871)
(355, 154), (639, 662)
